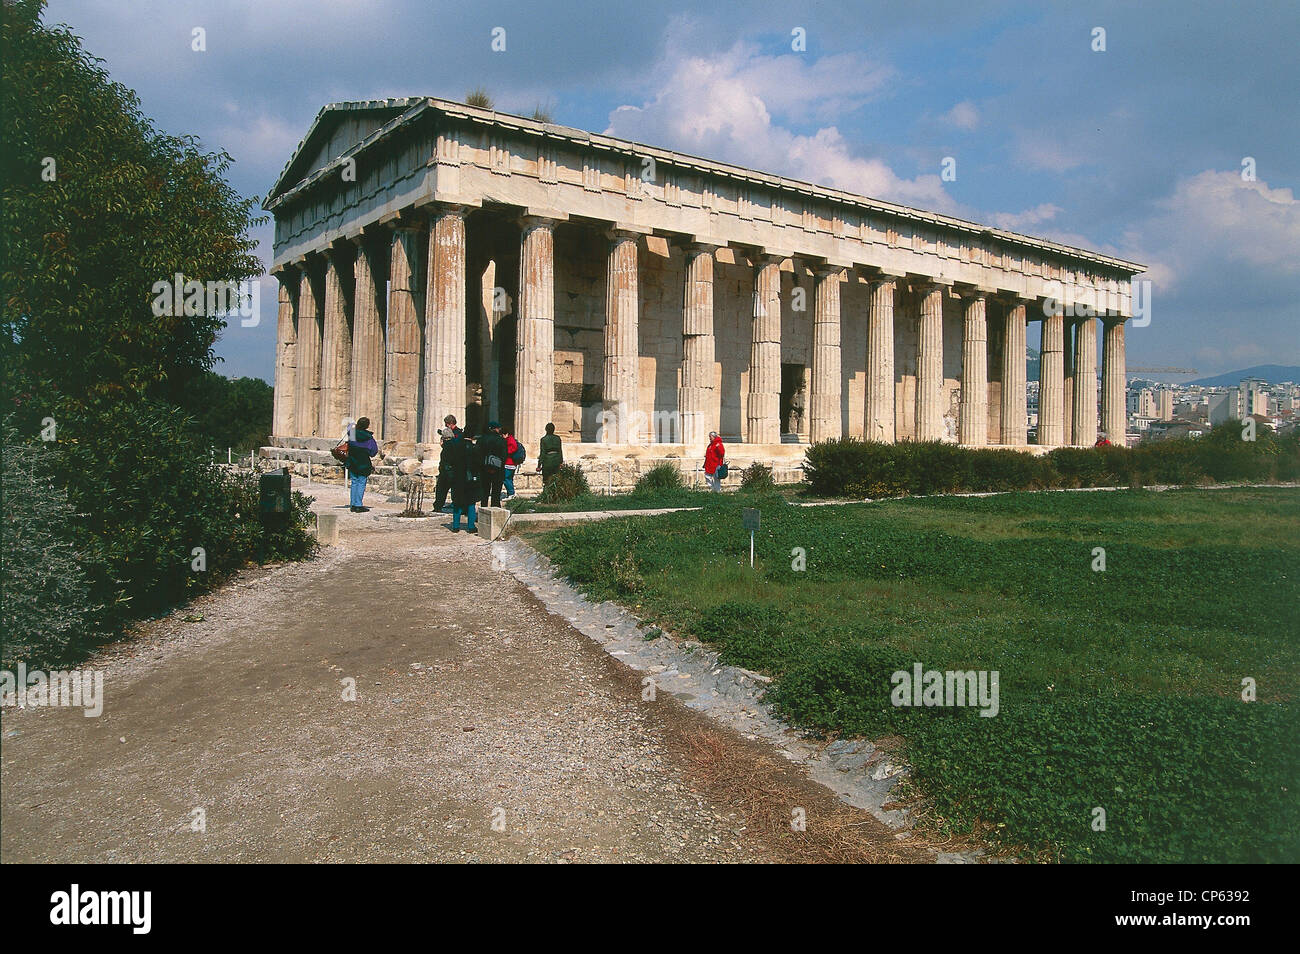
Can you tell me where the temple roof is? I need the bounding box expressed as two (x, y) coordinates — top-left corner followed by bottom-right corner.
(266, 97), (1145, 276)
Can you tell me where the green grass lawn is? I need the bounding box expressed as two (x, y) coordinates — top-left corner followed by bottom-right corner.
(530, 487), (1300, 862)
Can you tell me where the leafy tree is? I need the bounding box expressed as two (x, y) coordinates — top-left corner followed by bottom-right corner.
(0, 3), (314, 667)
(1, 0), (262, 432)
(179, 371), (273, 454)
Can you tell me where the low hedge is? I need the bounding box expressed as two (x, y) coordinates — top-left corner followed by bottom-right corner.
(804, 420), (1298, 498)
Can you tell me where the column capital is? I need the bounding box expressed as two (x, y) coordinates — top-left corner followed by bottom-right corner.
(909, 273), (953, 291)
(684, 235), (727, 251)
(428, 200), (476, 219)
(811, 263), (847, 279)
(378, 206), (429, 231)
(519, 209), (567, 229)
(956, 283), (995, 301)
(604, 225), (645, 244)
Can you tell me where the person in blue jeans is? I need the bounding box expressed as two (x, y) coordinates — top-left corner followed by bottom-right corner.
(446, 430), (479, 532)
(345, 417), (379, 512)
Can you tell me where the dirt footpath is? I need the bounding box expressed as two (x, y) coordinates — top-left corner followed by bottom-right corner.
(1, 490), (936, 863)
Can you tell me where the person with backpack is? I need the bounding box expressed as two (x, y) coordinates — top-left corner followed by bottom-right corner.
(476, 421), (508, 507)
(345, 417), (379, 512)
(703, 431), (726, 493)
(539, 422), (563, 486)
(502, 428), (526, 500)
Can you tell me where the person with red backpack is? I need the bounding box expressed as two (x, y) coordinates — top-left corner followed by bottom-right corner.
(703, 431), (727, 492)
(502, 428), (526, 499)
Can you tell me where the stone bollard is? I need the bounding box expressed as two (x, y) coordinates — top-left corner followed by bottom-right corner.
(316, 512), (340, 546)
(477, 506), (510, 541)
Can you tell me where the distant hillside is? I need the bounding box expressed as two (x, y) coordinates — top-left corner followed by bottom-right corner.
(1187, 365), (1300, 388)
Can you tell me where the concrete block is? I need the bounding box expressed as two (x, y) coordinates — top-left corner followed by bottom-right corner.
(316, 512), (340, 546)
(477, 506), (510, 541)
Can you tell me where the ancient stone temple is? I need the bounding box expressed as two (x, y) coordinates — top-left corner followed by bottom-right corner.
(264, 97), (1143, 470)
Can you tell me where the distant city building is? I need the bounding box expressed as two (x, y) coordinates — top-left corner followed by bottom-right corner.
(1156, 389), (1173, 421)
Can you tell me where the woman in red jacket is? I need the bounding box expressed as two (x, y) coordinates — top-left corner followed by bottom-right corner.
(704, 431), (726, 492)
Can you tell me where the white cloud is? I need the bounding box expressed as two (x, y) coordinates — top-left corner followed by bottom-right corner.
(942, 100), (979, 131)
(991, 203), (1062, 230)
(1123, 170), (1300, 292)
(605, 41), (954, 211)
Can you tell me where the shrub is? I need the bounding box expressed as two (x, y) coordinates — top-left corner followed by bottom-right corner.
(633, 461), (684, 494)
(1, 436), (108, 670)
(538, 463), (590, 504)
(1, 402), (318, 664)
(739, 461), (777, 494)
(805, 426), (1297, 500)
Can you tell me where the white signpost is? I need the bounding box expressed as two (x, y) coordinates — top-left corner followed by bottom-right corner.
(742, 508), (760, 568)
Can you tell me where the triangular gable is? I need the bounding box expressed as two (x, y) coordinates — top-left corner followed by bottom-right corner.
(266, 99), (423, 205)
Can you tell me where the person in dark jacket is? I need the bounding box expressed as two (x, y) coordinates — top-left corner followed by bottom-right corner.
(433, 427), (455, 512)
(346, 417), (379, 512)
(476, 421), (508, 507)
(539, 422), (563, 486)
(446, 431), (479, 532)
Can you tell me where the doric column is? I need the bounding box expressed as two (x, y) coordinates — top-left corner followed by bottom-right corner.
(349, 234), (385, 437)
(272, 268), (298, 437)
(318, 244), (354, 439)
(1038, 309), (1065, 446)
(1000, 299), (1028, 445)
(679, 243), (716, 449)
(294, 260), (322, 437)
(1062, 318), (1075, 446)
(515, 216), (556, 445)
(384, 224), (424, 442)
(423, 205), (468, 443)
(1072, 316), (1098, 445)
(865, 276), (896, 443)
(1101, 317), (1127, 447)
(915, 282), (945, 441)
(809, 265), (844, 444)
(603, 229), (640, 444)
(747, 255), (782, 444)
(959, 291), (989, 446)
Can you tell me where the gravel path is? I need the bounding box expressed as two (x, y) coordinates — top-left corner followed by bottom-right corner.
(1, 486), (936, 863)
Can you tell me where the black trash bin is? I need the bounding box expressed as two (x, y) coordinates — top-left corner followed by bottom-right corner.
(259, 468), (292, 530)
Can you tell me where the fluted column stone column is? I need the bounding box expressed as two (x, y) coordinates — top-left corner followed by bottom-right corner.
(272, 268), (298, 437)
(865, 276), (896, 443)
(809, 265), (844, 444)
(679, 244), (716, 449)
(747, 255), (782, 444)
(423, 205), (468, 443)
(1062, 318), (1075, 446)
(349, 234), (385, 437)
(916, 282), (945, 441)
(294, 260), (323, 437)
(959, 292), (989, 446)
(1101, 317), (1127, 447)
(1038, 310), (1065, 446)
(1000, 299), (1028, 445)
(1072, 316), (1098, 446)
(603, 229), (640, 444)
(318, 245), (354, 438)
(515, 216), (556, 446)
(384, 224), (424, 442)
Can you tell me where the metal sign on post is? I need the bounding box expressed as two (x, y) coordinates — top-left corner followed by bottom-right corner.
(742, 508), (760, 568)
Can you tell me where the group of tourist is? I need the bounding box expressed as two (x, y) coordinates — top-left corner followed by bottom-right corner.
(340, 416), (568, 531)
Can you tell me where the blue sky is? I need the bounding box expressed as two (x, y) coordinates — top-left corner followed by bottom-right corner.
(43, 0), (1299, 383)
